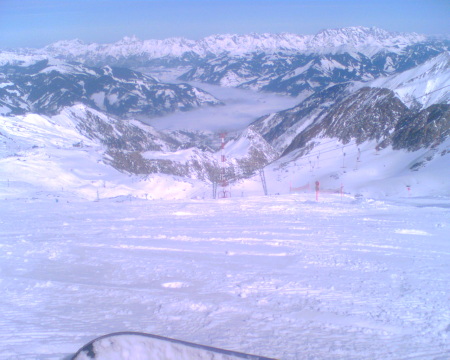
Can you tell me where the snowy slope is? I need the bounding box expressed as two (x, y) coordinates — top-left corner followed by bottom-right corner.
(0, 193), (449, 359)
(358, 51), (450, 108)
(307, 26), (426, 55)
(2, 103), (448, 201)
(0, 104), (279, 200)
(260, 136), (450, 199)
(0, 107), (212, 201)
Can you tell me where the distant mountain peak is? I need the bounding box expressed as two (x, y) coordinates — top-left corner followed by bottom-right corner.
(118, 35), (140, 44)
(310, 26), (426, 50)
(44, 38), (87, 51)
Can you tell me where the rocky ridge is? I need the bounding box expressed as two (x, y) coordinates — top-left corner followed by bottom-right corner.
(0, 59), (221, 118)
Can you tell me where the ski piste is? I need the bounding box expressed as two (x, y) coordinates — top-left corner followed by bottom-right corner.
(71, 331), (279, 360)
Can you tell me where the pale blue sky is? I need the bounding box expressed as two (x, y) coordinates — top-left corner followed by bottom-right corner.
(0, 0), (449, 49)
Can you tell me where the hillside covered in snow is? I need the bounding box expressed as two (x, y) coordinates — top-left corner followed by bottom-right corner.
(0, 25), (449, 360)
(0, 59), (221, 118)
(0, 25), (449, 201)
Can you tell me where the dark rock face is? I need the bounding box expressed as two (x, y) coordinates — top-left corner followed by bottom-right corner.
(60, 106), (279, 182)
(66, 107), (179, 152)
(105, 149), (218, 180)
(252, 83), (351, 148)
(392, 104), (450, 151)
(250, 84), (449, 159)
(61, 106), (217, 179)
(322, 88), (410, 144)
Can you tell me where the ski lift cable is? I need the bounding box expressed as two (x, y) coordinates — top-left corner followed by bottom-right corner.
(293, 149), (360, 167)
(308, 140), (357, 156)
(399, 84), (450, 104)
(291, 146), (360, 166)
(292, 139), (357, 160)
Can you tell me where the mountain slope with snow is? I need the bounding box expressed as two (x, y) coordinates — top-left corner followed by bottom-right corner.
(179, 43), (449, 97)
(359, 51), (450, 109)
(0, 59), (221, 118)
(1, 98), (448, 200)
(250, 51), (449, 157)
(0, 104), (281, 199)
(0, 26), (449, 200)
(244, 56), (449, 198)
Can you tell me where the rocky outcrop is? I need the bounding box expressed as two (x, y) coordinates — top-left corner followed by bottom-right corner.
(392, 104), (450, 151)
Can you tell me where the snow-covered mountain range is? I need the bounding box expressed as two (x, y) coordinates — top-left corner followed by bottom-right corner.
(0, 26), (449, 200)
(2, 26), (448, 99)
(4, 27), (426, 63)
(179, 41), (449, 96)
(0, 59), (221, 118)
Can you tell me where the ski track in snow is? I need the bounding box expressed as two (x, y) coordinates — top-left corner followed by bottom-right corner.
(0, 194), (449, 360)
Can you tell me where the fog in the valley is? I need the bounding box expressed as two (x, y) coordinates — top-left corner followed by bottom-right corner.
(144, 81), (301, 132)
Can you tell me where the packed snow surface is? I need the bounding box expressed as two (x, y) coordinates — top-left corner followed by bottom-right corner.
(0, 193), (449, 359)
